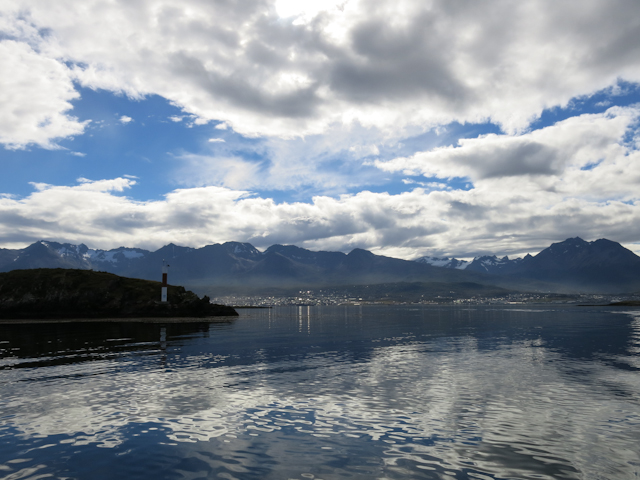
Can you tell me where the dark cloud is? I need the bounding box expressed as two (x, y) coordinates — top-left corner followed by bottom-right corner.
(474, 141), (560, 178)
(171, 51), (321, 118)
(448, 201), (488, 220)
(0, 211), (59, 229)
(328, 14), (470, 105)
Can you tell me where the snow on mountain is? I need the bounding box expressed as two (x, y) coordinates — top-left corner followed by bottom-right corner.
(465, 255), (524, 274)
(227, 242), (262, 258)
(41, 241), (88, 258)
(40, 241), (149, 265)
(414, 256), (470, 269)
(416, 254), (526, 273)
(89, 249), (147, 264)
(3, 236), (640, 293)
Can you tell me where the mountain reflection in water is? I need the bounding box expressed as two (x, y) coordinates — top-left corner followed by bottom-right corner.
(1, 305), (639, 479)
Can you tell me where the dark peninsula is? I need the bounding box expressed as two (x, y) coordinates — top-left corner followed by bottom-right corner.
(607, 300), (640, 307)
(0, 268), (238, 321)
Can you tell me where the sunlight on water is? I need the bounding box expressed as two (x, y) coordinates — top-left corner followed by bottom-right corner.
(1, 306), (639, 479)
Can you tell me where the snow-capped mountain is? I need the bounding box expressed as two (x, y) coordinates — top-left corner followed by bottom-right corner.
(1, 237), (640, 292)
(414, 256), (470, 270)
(427, 237), (640, 291)
(465, 255), (526, 274)
(0, 240), (479, 288)
(413, 254), (525, 273)
(38, 241), (149, 266)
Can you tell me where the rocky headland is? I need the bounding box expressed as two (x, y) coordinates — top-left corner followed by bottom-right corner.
(0, 268), (238, 320)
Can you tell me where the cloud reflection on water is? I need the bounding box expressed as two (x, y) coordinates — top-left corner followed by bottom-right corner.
(0, 306), (639, 479)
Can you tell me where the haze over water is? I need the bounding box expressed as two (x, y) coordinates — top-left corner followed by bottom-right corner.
(1, 305), (639, 479)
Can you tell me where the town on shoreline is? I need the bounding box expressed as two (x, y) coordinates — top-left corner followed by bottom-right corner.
(212, 290), (640, 308)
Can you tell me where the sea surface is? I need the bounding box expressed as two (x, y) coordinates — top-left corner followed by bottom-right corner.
(1, 305), (639, 479)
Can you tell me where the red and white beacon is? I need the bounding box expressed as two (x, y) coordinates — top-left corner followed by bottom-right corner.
(161, 260), (170, 302)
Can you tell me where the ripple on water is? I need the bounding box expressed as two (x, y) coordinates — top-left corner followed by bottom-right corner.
(1, 306), (640, 479)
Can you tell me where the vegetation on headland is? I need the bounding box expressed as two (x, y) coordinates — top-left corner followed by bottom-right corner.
(0, 269), (238, 320)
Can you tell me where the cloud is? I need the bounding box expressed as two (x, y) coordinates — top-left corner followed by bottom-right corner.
(175, 154), (266, 190)
(170, 121), (397, 194)
(0, 40), (87, 149)
(3, 1), (640, 258)
(3, 0), (640, 144)
(118, 115), (133, 124)
(402, 179), (450, 190)
(1, 176), (640, 260)
(208, 138), (225, 143)
(376, 107), (638, 185)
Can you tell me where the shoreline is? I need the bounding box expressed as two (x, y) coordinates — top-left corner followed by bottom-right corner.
(0, 316), (239, 325)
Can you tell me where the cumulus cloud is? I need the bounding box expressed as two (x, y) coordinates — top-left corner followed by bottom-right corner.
(0, 40), (87, 149)
(1, 176), (640, 260)
(376, 107), (638, 186)
(118, 115), (133, 124)
(3, 1), (640, 257)
(2, 0), (640, 144)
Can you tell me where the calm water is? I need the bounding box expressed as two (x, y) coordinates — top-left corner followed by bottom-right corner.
(1, 305), (639, 479)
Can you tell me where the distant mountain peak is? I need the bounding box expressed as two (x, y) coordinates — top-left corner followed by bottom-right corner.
(348, 248), (375, 257)
(414, 256), (470, 270)
(464, 254), (524, 274)
(222, 241), (262, 257)
(2, 236), (640, 293)
(561, 236), (587, 244)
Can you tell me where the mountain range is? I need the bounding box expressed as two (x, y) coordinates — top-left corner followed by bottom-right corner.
(1, 237), (639, 294)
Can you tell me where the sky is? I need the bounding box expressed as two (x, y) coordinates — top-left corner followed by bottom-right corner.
(2, 0), (640, 260)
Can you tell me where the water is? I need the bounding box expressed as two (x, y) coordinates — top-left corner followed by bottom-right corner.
(1, 305), (639, 479)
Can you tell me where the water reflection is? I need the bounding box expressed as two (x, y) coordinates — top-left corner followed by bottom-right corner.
(0, 321), (234, 370)
(626, 311), (640, 360)
(0, 306), (639, 479)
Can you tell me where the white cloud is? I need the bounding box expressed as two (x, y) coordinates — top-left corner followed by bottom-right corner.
(174, 125), (393, 194)
(3, 1), (640, 256)
(119, 115), (133, 124)
(274, 0), (345, 22)
(1, 176), (640, 259)
(208, 138), (225, 143)
(349, 144), (380, 157)
(175, 154), (265, 190)
(0, 40), (87, 149)
(402, 179), (450, 190)
(3, 0), (640, 144)
(376, 107), (638, 187)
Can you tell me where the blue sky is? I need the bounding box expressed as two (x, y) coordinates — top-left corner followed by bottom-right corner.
(2, 85), (497, 202)
(2, 1), (640, 259)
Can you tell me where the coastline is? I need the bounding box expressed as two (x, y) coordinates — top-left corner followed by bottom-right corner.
(0, 316), (239, 325)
